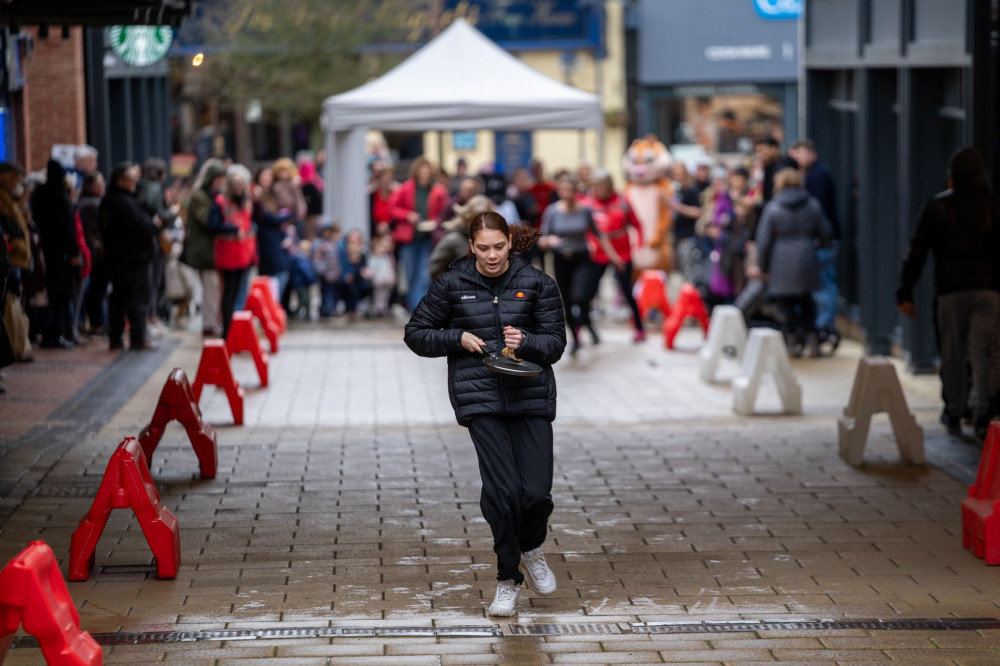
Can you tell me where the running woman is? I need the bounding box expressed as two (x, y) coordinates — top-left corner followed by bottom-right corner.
(404, 211), (567, 616)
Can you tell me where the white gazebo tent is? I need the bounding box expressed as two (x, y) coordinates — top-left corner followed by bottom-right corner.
(320, 18), (602, 237)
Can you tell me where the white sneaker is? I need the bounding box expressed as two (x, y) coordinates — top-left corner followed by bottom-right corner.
(487, 580), (521, 616)
(520, 547), (557, 596)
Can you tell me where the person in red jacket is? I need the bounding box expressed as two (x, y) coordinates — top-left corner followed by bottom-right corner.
(369, 167), (397, 239)
(528, 158), (556, 221)
(390, 156), (448, 310)
(70, 199), (92, 344)
(582, 170), (645, 341)
(209, 165), (256, 338)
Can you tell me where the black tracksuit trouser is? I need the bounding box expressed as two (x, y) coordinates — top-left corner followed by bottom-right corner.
(553, 250), (594, 342)
(108, 264), (150, 348)
(467, 415), (554, 584)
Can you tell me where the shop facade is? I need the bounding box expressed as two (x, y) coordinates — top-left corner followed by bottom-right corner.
(630, 0), (800, 164)
(803, 0), (997, 370)
(0, 2), (195, 174)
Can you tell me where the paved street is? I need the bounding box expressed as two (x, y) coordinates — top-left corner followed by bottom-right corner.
(2, 319), (1000, 664)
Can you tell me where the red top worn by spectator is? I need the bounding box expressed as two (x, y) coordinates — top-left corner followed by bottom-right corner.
(213, 193), (256, 271)
(582, 191), (643, 265)
(372, 192), (393, 226)
(73, 210), (92, 279)
(389, 179), (448, 244)
(529, 181), (556, 220)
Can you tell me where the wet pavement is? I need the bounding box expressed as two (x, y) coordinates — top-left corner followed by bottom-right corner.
(0, 342), (122, 442)
(2, 318), (1000, 664)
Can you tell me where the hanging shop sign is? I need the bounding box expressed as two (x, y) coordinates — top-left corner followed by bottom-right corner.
(442, 0), (599, 50)
(494, 131), (532, 175)
(108, 25), (174, 67)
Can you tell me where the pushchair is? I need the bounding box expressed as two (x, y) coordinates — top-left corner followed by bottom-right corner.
(734, 278), (840, 357)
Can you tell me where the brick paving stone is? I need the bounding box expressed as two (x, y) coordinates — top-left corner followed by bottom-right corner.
(656, 649), (778, 662)
(771, 648), (892, 660)
(218, 657), (324, 666)
(550, 651), (665, 663)
(720, 663), (834, 666)
(441, 657), (549, 665)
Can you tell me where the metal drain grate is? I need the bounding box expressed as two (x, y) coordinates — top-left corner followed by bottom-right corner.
(632, 618), (1000, 634)
(12, 617), (999, 649)
(13, 625), (500, 648)
(508, 623), (622, 635)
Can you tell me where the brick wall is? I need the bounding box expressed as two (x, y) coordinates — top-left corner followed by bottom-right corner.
(20, 26), (87, 173)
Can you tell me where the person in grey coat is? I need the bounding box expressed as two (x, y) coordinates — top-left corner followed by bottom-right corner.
(756, 167), (832, 357)
(429, 194), (494, 280)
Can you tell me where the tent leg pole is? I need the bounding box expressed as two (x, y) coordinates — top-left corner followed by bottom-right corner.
(323, 129), (336, 221)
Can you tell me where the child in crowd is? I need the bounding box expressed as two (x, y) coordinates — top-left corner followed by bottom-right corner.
(312, 222), (342, 318)
(367, 230), (396, 318)
(287, 225), (315, 319)
(162, 217), (196, 328)
(338, 229), (371, 321)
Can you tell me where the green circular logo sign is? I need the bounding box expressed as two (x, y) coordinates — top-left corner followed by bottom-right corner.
(108, 25), (173, 67)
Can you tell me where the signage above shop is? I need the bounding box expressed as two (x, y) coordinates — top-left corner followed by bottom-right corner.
(108, 25), (173, 67)
(637, 0), (798, 85)
(705, 44), (773, 61)
(443, 0), (601, 51)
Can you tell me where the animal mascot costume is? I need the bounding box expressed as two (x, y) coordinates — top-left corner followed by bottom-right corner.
(622, 135), (674, 273)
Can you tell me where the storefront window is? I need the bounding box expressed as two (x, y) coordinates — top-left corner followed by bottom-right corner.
(653, 85), (785, 158)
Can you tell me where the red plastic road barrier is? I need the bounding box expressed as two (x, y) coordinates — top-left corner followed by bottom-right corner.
(0, 541), (102, 665)
(962, 421), (1000, 564)
(245, 289), (280, 354)
(69, 439), (180, 581)
(138, 368), (218, 479)
(226, 311), (269, 388)
(251, 277), (287, 334)
(250, 277), (285, 334)
(191, 340), (245, 425)
(635, 270), (671, 322)
(662, 283), (710, 350)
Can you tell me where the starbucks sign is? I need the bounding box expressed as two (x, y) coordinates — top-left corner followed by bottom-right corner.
(108, 25), (173, 67)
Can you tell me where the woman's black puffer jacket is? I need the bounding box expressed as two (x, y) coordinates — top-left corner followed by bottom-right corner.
(404, 254), (566, 426)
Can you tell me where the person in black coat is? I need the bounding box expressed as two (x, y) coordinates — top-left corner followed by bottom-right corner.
(790, 139), (841, 338)
(99, 162), (161, 351)
(896, 147), (1000, 439)
(252, 167), (295, 301)
(755, 136), (799, 206)
(404, 211), (566, 617)
(30, 160), (81, 348)
(136, 158), (177, 327)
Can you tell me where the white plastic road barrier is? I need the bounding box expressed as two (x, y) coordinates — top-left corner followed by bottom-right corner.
(699, 305), (747, 383)
(732, 328), (802, 415)
(837, 356), (924, 466)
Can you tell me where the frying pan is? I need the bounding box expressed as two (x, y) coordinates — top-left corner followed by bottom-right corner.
(483, 347), (542, 377)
